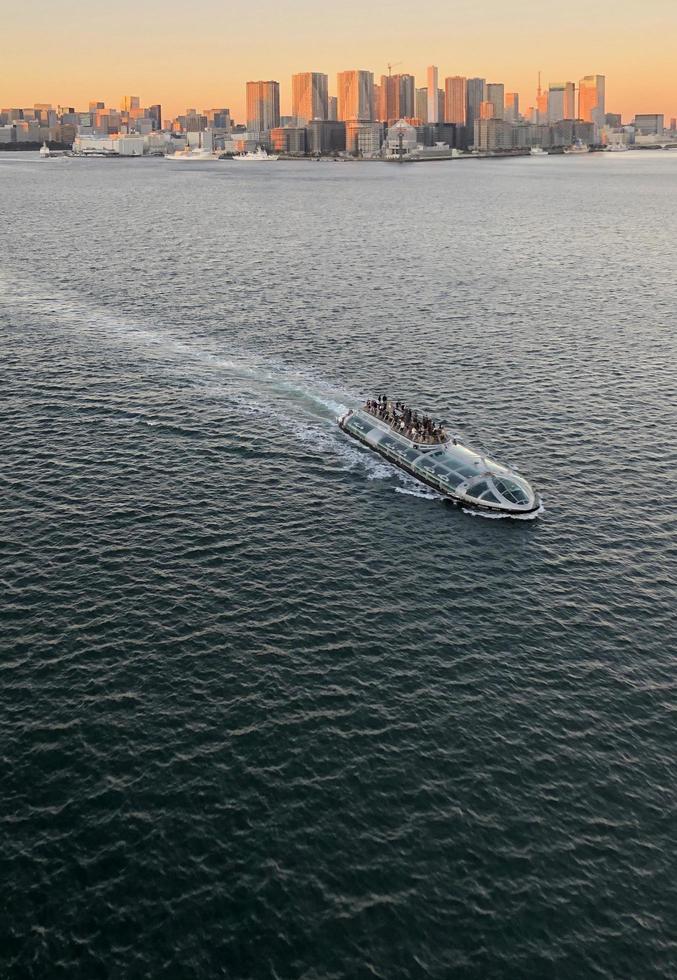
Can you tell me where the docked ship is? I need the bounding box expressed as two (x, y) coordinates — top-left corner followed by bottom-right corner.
(165, 145), (220, 162)
(564, 140), (590, 154)
(339, 398), (541, 516)
(232, 147), (279, 162)
(530, 146), (548, 156)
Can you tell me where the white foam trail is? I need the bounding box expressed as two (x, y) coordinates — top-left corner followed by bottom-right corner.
(395, 487), (441, 500)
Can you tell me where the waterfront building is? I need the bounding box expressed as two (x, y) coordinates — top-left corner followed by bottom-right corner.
(383, 119), (418, 157)
(337, 70), (374, 121)
(328, 96), (338, 121)
(444, 76), (466, 124)
(578, 74), (605, 137)
(270, 126), (307, 153)
(633, 113), (664, 135)
(345, 120), (381, 155)
(486, 83), (504, 119)
(427, 66), (439, 123)
(292, 72), (328, 125)
(504, 92), (519, 123)
(306, 119), (346, 154)
(474, 118), (516, 151)
(415, 87), (428, 123)
(246, 80), (280, 133)
(479, 101), (495, 120)
(465, 78), (486, 132)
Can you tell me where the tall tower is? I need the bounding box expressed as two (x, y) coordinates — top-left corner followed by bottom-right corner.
(337, 70), (374, 121)
(246, 81), (280, 133)
(504, 93), (519, 123)
(579, 74), (605, 135)
(379, 73), (415, 122)
(427, 66), (439, 123)
(486, 83), (505, 120)
(465, 77), (486, 131)
(416, 87), (428, 122)
(444, 76), (466, 124)
(292, 73), (329, 125)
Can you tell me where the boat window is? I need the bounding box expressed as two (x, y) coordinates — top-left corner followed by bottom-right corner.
(438, 471), (465, 487)
(453, 464), (480, 478)
(404, 449), (422, 462)
(466, 481), (489, 499)
(481, 490), (500, 503)
(494, 478), (528, 504)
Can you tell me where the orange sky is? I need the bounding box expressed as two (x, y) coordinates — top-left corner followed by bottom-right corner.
(2, 0), (676, 121)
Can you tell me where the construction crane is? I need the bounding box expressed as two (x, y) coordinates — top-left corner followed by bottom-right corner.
(386, 61), (403, 77)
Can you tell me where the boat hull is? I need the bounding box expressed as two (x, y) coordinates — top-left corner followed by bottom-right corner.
(338, 410), (541, 516)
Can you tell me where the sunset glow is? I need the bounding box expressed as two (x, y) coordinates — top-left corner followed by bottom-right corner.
(2, 0), (676, 121)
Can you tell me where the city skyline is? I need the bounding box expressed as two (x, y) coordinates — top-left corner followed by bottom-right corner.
(2, 0), (676, 120)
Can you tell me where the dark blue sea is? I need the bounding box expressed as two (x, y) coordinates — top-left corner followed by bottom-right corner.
(1, 150), (676, 979)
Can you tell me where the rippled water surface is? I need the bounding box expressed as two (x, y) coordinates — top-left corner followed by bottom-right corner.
(1, 151), (676, 978)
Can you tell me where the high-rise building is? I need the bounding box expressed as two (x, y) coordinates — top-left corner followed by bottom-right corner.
(148, 104), (162, 130)
(427, 66), (439, 123)
(378, 74), (415, 122)
(416, 87), (428, 122)
(479, 101), (495, 120)
(292, 72), (328, 125)
(548, 82), (575, 123)
(337, 70), (374, 121)
(465, 78), (486, 131)
(328, 96), (338, 121)
(504, 92), (519, 123)
(578, 75), (605, 135)
(444, 76), (466, 124)
(121, 96), (140, 112)
(486, 83), (505, 119)
(246, 80), (280, 133)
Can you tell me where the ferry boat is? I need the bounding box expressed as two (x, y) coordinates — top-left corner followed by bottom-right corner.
(338, 399), (541, 516)
(165, 145), (220, 162)
(232, 147), (279, 162)
(564, 140), (590, 155)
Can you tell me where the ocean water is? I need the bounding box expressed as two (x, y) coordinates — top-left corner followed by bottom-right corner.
(1, 151), (676, 979)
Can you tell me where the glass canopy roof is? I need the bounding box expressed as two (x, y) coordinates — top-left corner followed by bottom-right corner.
(343, 411), (535, 510)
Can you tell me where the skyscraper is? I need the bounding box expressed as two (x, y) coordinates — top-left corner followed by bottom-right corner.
(486, 83), (505, 120)
(378, 74), (415, 122)
(427, 66), (439, 124)
(337, 70), (374, 121)
(548, 82), (576, 122)
(465, 78), (486, 131)
(579, 75), (605, 135)
(416, 87), (428, 122)
(444, 76), (466, 124)
(121, 96), (140, 112)
(246, 80), (280, 133)
(292, 72), (329, 125)
(328, 96), (338, 121)
(504, 92), (519, 123)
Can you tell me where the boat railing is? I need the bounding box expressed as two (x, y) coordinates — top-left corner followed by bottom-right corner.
(363, 402), (448, 446)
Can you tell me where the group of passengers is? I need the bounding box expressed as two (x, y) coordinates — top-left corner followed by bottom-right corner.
(365, 395), (447, 445)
